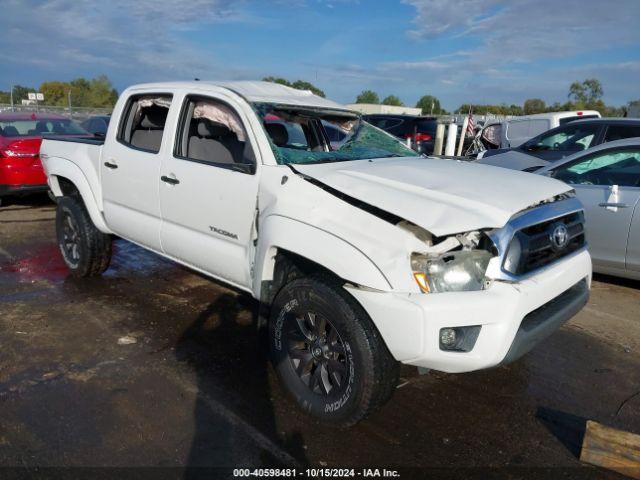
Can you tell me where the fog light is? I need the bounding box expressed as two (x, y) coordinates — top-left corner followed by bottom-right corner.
(439, 326), (482, 352)
(440, 328), (457, 347)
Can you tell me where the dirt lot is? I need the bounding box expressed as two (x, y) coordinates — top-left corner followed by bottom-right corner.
(1, 195), (639, 478)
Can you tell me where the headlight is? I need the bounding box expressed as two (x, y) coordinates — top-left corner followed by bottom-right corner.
(411, 250), (493, 293)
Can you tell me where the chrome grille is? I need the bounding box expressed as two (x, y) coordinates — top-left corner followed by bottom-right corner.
(504, 211), (586, 275)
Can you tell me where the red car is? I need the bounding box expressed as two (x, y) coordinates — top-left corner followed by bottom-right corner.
(0, 112), (89, 205)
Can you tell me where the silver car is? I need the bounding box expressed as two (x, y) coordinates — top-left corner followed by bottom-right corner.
(537, 138), (640, 280)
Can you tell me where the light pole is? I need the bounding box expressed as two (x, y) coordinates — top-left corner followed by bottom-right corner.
(10, 85), (14, 111)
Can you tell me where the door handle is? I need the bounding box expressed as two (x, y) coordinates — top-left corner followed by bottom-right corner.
(104, 161), (118, 169)
(161, 175), (180, 185)
(598, 202), (630, 208)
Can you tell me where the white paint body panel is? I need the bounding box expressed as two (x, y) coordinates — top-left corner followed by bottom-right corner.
(348, 250), (592, 368)
(295, 156), (570, 236)
(40, 81), (592, 373)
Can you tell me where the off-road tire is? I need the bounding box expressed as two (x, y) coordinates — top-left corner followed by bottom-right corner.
(269, 275), (399, 426)
(56, 196), (112, 277)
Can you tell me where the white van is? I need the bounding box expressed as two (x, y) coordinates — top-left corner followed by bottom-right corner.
(505, 111), (601, 147)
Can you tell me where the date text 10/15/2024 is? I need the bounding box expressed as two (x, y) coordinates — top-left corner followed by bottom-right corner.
(233, 468), (401, 478)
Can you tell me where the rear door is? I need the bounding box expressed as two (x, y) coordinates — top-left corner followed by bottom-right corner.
(551, 147), (640, 271)
(602, 124), (640, 143)
(158, 92), (260, 290)
(101, 93), (173, 251)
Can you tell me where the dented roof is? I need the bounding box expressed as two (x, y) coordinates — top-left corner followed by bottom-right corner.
(127, 80), (352, 111)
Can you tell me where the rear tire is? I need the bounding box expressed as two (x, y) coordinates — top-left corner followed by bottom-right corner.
(269, 275), (399, 426)
(56, 196), (112, 277)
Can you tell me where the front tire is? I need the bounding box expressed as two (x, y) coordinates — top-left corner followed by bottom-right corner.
(269, 275), (399, 426)
(56, 196), (112, 277)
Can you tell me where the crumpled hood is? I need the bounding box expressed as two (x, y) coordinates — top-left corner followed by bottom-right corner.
(294, 156), (572, 236)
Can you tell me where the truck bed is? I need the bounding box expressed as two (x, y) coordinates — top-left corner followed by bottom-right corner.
(42, 134), (105, 146)
(40, 135), (105, 208)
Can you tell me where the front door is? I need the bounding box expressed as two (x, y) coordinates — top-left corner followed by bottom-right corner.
(101, 93), (173, 251)
(159, 93), (260, 290)
(551, 146), (640, 271)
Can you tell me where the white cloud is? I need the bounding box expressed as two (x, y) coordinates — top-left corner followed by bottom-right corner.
(403, 0), (640, 64)
(403, 0), (502, 37)
(0, 0), (251, 83)
(1, 0), (637, 109)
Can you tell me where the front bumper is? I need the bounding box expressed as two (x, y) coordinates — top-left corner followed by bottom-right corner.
(346, 248), (591, 373)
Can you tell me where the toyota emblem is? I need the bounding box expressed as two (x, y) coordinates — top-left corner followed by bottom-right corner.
(550, 224), (569, 251)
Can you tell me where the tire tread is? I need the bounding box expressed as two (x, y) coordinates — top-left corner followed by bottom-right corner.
(56, 196), (112, 277)
(270, 273), (399, 426)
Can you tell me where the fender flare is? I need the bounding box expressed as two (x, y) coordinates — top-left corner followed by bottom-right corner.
(253, 215), (391, 298)
(46, 157), (112, 234)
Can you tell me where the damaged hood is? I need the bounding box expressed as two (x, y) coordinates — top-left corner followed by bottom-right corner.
(294, 156), (572, 236)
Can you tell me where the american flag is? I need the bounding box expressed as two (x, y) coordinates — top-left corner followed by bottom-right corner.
(466, 109), (475, 137)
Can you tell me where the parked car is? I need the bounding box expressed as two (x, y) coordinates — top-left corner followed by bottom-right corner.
(80, 115), (110, 136)
(363, 114), (438, 154)
(476, 118), (640, 171)
(477, 111), (601, 157)
(41, 81), (591, 425)
(535, 137), (640, 280)
(0, 112), (89, 206)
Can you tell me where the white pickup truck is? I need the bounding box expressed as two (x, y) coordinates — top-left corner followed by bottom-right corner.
(41, 81), (592, 425)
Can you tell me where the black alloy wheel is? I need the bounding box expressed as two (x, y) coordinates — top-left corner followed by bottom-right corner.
(286, 310), (350, 397)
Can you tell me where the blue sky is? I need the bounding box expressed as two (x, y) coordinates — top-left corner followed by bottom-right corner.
(1, 0), (639, 110)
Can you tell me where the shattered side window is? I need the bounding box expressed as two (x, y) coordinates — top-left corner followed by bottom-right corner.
(254, 103), (418, 165)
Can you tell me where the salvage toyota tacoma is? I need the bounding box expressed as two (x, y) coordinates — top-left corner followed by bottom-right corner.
(40, 81), (592, 426)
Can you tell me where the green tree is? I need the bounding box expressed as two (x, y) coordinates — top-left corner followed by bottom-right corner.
(569, 78), (603, 108)
(415, 95), (444, 115)
(262, 77), (325, 98)
(88, 75), (119, 107)
(381, 95), (404, 106)
(262, 76), (291, 86)
(40, 81), (70, 106)
(457, 104), (506, 115)
(355, 90), (380, 104)
(68, 78), (91, 107)
(290, 80), (325, 98)
(508, 104), (524, 115)
(39, 76), (118, 108)
(523, 98), (546, 115)
(11, 85), (36, 103)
